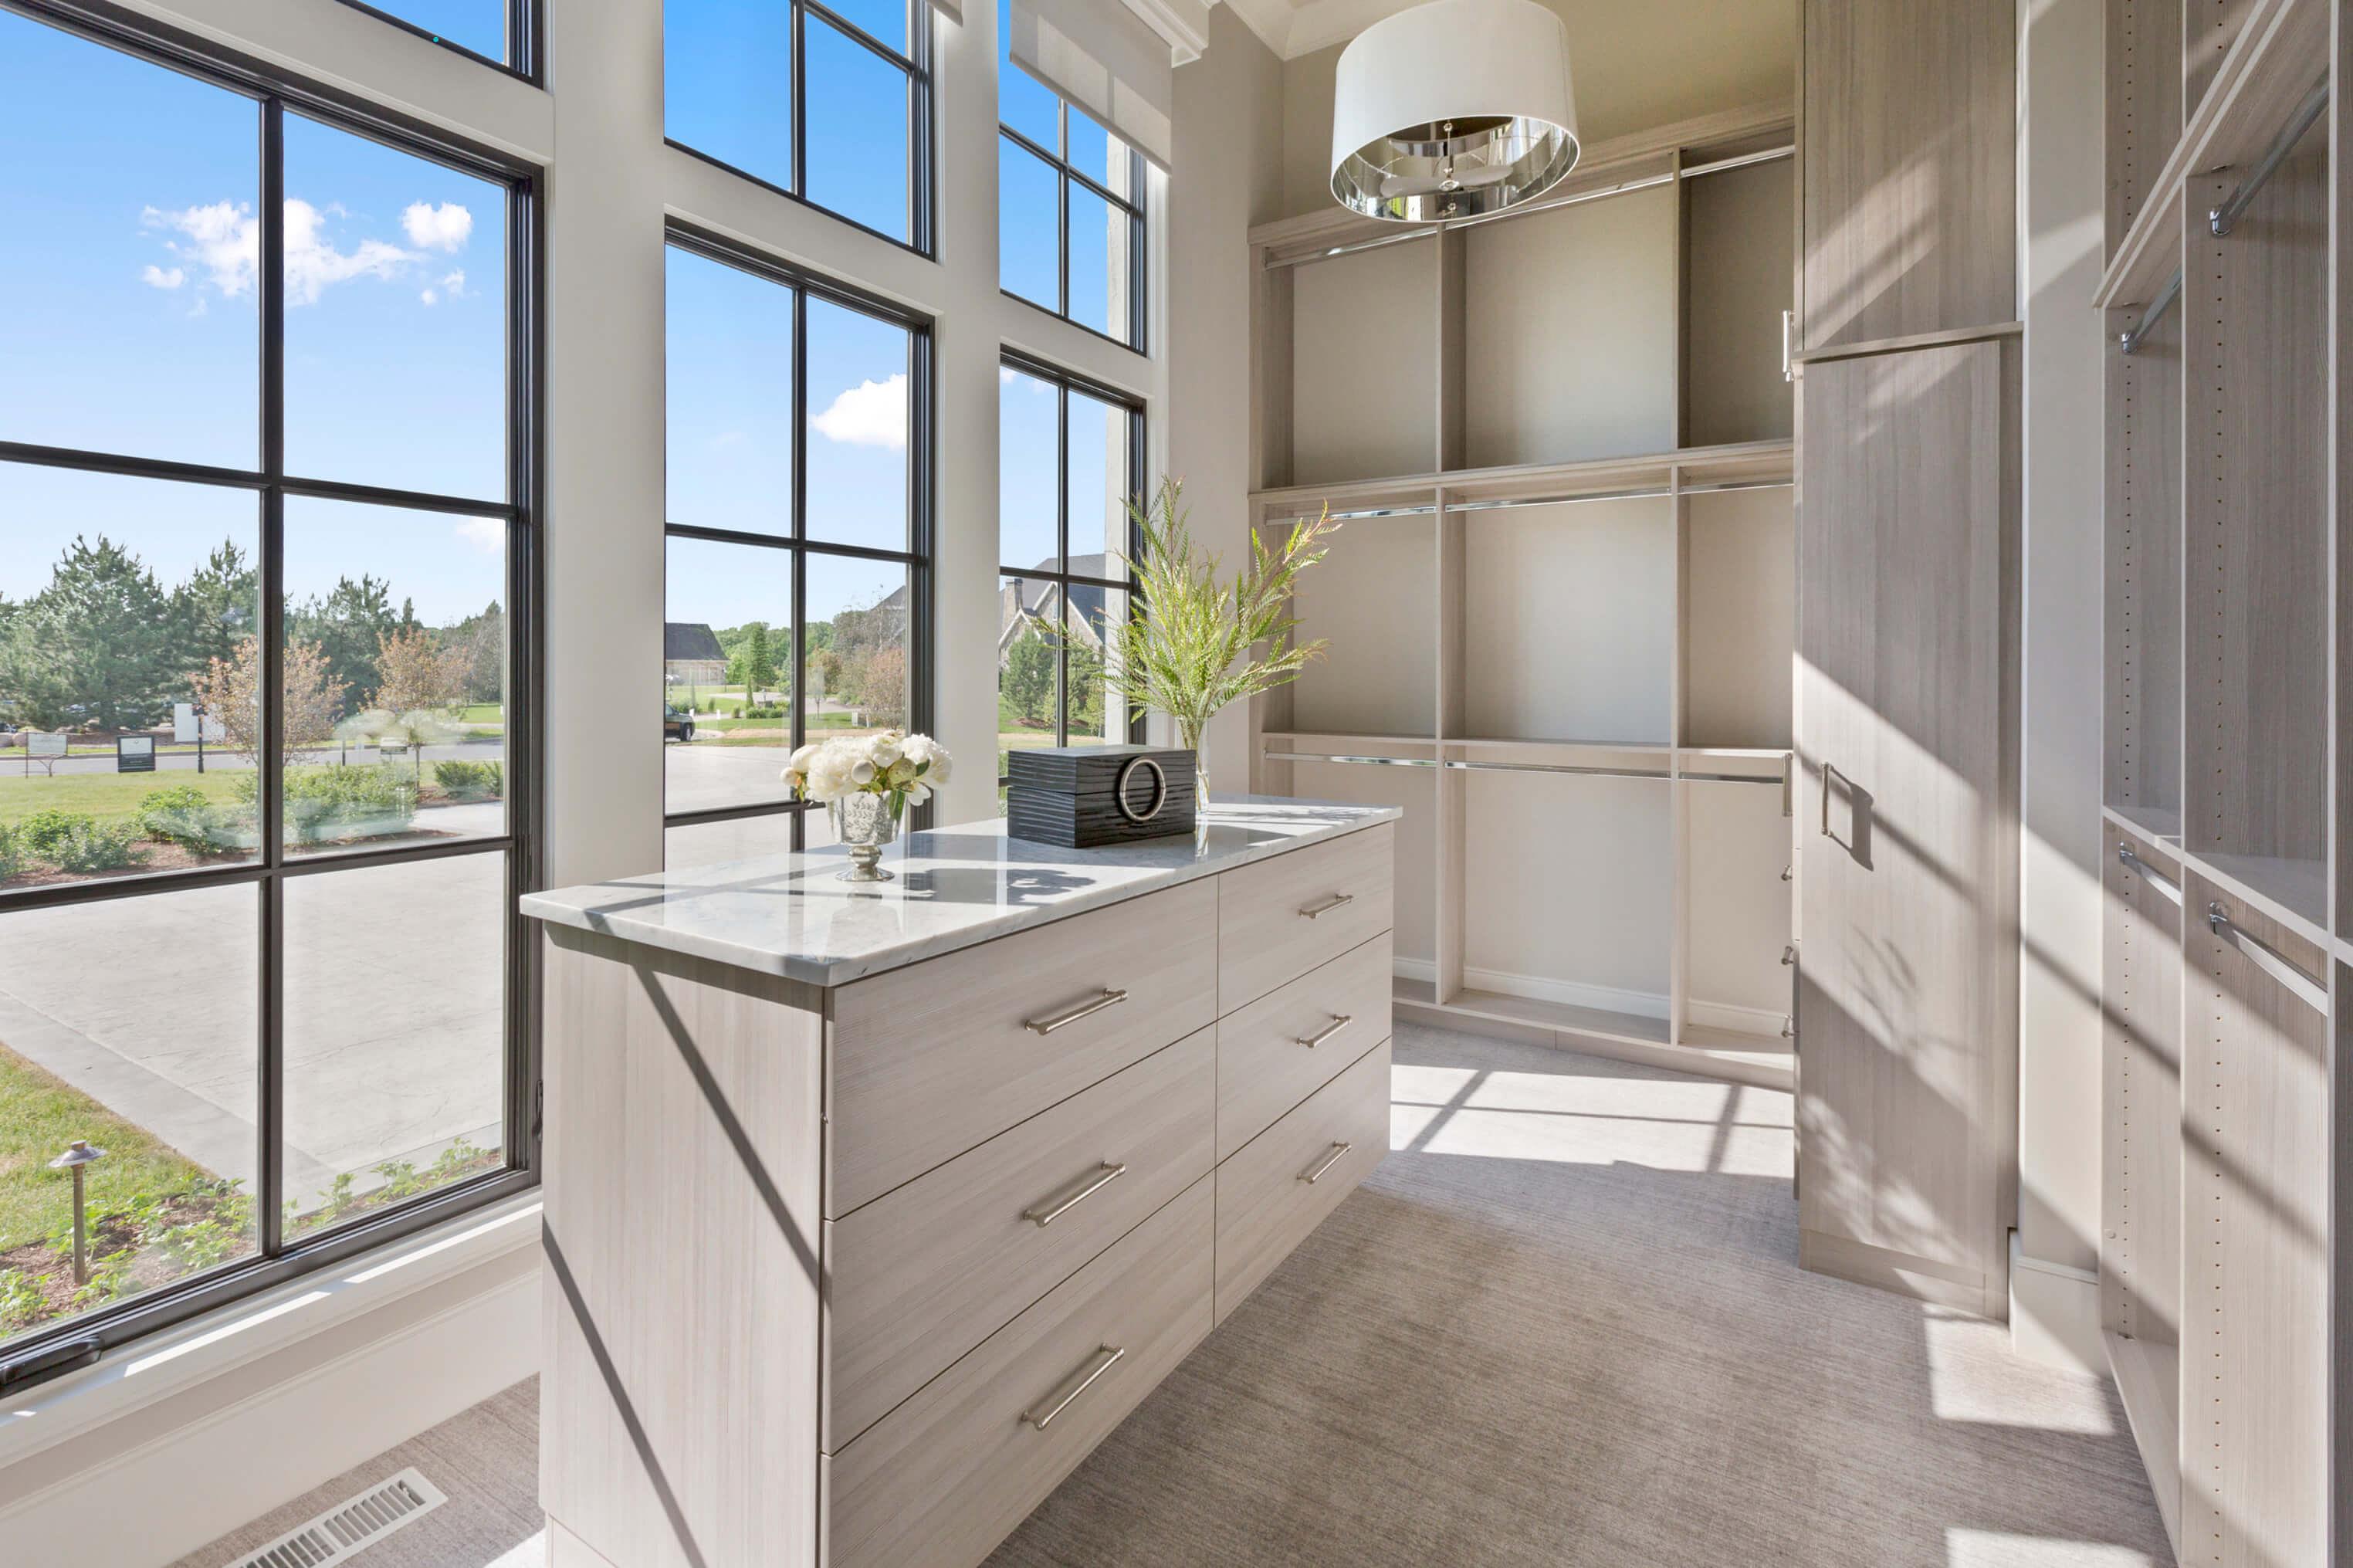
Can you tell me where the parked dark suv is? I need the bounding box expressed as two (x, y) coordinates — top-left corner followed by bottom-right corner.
(663, 705), (696, 743)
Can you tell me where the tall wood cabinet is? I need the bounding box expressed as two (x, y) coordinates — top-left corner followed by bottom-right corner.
(1790, 0), (2022, 1319)
(2093, 0), (2347, 1560)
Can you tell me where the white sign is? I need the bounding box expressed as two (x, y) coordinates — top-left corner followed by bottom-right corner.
(27, 732), (66, 760)
(173, 703), (225, 744)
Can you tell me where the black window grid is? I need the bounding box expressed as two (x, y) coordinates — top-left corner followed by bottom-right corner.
(998, 94), (1149, 354)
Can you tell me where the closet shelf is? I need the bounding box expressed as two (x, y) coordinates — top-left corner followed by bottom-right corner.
(1447, 737), (1671, 754)
(2101, 802), (2182, 845)
(1250, 439), (1794, 517)
(1393, 980), (1796, 1092)
(2187, 852), (2328, 949)
(2092, 0), (2328, 310)
(1261, 730), (1437, 750)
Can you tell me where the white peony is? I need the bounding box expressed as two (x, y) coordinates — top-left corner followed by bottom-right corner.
(867, 730), (904, 769)
(783, 732), (953, 806)
(902, 733), (953, 784)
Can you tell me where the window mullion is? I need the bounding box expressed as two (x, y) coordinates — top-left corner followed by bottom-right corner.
(791, 0), (809, 199)
(257, 96), (288, 1260)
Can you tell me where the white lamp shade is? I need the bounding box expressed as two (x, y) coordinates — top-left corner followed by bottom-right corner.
(1330, 0), (1579, 222)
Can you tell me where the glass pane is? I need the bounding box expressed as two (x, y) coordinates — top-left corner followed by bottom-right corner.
(665, 0), (793, 189)
(804, 19), (910, 242)
(0, 882), (259, 1348)
(818, 0), (909, 55)
(1068, 105), (1135, 196)
(995, 0), (1059, 150)
(804, 553), (909, 746)
(665, 537), (795, 815)
(0, 464), (261, 888)
(282, 496), (510, 855)
(1067, 180), (1131, 343)
(1065, 389), (1131, 571)
(1065, 583), (1128, 747)
(370, 0), (507, 60)
(998, 365), (1058, 573)
(665, 810), (799, 871)
(666, 246), (794, 537)
(283, 853), (506, 1237)
(998, 137), (1060, 311)
(997, 574), (1057, 780)
(0, 10), (259, 468)
(804, 299), (910, 550)
(283, 114), (507, 503)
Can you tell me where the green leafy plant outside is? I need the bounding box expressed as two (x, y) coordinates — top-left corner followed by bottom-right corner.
(432, 759), (504, 800)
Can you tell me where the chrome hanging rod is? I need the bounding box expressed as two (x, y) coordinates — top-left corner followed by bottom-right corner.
(2117, 269), (2182, 354)
(2205, 902), (2327, 1013)
(2114, 841), (2182, 905)
(1268, 476), (1793, 526)
(1266, 145), (1796, 269)
(2209, 78), (2328, 237)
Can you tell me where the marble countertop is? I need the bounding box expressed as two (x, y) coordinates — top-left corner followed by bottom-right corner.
(521, 797), (1401, 987)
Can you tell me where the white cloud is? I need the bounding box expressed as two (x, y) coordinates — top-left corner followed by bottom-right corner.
(454, 516), (504, 554)
(420, 288), (441, 306)
(998, 365), (1015, 384)
(144, 200), (259, 296)
(441, 269), (467, 297)
(283, 198), (415, 305)
(810, 373), (908, 450)
(402, 201), (473, 252)
(144, 198), (451, 307)
(141, 264), (186, 290)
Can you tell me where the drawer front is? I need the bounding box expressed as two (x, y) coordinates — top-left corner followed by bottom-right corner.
(1216, 825), (1393, 1012)
(1216, 930), (1392, 1162)
(826, 1028), (1214, 1448)
(829, 877), (1217, 1215)
(1214, 1039), (1390, 1322)
(828, 1177), (1214, 1568)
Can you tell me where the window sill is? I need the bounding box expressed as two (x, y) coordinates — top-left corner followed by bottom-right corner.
(0, 1191), (542, 1474)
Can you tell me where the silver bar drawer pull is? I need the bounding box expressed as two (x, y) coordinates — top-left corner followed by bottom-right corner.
(1024, 987), (1129, 1035)
(1298, 892), (1354, 920)
(1021, 1161), (1127, 1228)
(1021, 1345), (1126, 1431)
(1298, 1141), (1352, 1184)
(1295, 1014), (1352, 1049)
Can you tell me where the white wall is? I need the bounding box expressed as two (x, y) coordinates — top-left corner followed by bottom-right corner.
(2013, 0), (2107, 1373)
(0, 0), (1282, 1556)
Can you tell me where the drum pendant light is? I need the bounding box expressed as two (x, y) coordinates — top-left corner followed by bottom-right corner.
(1330, 0), (1581, 222)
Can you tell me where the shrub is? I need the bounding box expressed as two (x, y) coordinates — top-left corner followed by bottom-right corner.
(237, 764), (418, 845)
(15, 808), (91, 859)
(0, 825), (27, 882)
(432, 759), (503, 800)
(137, 784), (254, 854)
(48, 819), (141, 872)
(740, 703), (785, 720)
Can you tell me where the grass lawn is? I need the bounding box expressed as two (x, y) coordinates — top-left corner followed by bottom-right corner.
(0, 1044), (215, 1250)
(454, 704), (508, 723)
(0, 771), (245, 831)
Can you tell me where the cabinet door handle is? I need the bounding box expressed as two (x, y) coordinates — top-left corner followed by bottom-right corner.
(1295, 1014), (1352, 1048)
(1024, 987), (1129, 1035)
(1298, 892), (1354, 919)
(1780, 944), (1796, 967)
(1298, 1141), (1352, 1184)
(1021, 1345), (1126, 1431)
(1021, 1161), (1127, 1228)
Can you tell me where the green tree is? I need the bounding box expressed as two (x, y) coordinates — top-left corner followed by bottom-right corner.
(287, 575), (414, 716)
(742, 623), (777, 698)
(0, 536), (180, 730)
(1002, 620), (1055, 727)
(447, 600), (505, 706)
(173, 538), (259, 676)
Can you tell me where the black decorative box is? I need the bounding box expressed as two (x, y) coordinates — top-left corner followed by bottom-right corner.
(1006, 745), (1197, 848)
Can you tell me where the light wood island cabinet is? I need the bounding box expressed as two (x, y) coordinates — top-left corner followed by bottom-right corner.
(522, 801), (1399, 1568)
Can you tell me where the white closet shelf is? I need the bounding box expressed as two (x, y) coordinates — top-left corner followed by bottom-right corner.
(2095, 811), (2327, 951)
(1394, 980), (1795, 1092)
(1447, 737), (1671, 754)
(1250, 439), (1793, 518)
(2101, 801), (2182, 845)
(1261, 730), (1437, 750)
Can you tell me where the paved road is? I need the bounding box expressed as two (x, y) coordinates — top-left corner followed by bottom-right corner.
(12, 737), (507, 778)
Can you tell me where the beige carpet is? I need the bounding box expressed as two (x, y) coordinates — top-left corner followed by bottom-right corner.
(177, 1023), (2168, 1568)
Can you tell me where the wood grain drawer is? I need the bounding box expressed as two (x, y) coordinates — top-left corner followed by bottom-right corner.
(1216, 824), (1393, 1012)
(1215, 930), (1391, 1162)
(828, 877), (1218, 1215)
(824, 1027), (1214, 1449)
(1213, 1038), (1390, 1322)
(827, 1177), (1214, 1568)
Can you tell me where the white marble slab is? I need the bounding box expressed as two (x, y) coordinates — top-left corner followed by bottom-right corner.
(521, 797), (1401, 987)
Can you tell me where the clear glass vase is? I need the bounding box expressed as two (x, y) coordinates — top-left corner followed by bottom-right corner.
(1179, 720), (1210, 828)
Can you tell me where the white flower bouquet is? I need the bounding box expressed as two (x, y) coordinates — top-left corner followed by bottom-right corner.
(784, 730), (953, 818)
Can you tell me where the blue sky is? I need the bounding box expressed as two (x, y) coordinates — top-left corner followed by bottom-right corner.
(1, 1), (1126, 638)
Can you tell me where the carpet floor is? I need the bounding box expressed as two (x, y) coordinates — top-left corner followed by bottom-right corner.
(176, 1022), (2169, 1568)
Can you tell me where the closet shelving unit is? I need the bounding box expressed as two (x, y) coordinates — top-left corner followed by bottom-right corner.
(2096, 0), (2346, 1559)
(1246, 103), (1799, 1091)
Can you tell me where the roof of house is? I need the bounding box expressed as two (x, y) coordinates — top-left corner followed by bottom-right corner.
(663, 622), (726, 663)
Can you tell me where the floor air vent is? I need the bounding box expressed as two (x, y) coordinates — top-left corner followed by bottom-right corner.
(223, 1467), (448, 1568)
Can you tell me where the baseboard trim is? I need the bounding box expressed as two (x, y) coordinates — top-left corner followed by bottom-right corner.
(1799, 1227), (2003, 1319)
(1459, 967), (1669, 1021)
(2008, 1231), (2104, 1374)
(1683, 997), (1787, 1036)
(0, 1205), (542, 1568)
(1392, 955), (1437, 985)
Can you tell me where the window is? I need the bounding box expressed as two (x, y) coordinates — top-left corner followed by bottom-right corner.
(997, 0), (1145, 347)
(664, 234), (929, 865)
(997, 357), (1143, 792)
(0, 6), (537, 1387)
(332, 0), (523, 73)
(667, 0), (931, 250)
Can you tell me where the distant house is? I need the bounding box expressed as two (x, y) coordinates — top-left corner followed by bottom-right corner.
(664, 622), (727, 693)
(997, 555), (1118, 663)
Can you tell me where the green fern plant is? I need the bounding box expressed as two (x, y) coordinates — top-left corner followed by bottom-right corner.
(1086, 479), (1339, 765)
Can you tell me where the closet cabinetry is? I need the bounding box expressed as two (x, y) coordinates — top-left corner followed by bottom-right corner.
(2093, 0), (2346, 1560)
(1247, 103), (1801, 1089)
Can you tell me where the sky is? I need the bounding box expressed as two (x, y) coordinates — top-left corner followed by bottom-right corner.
(0, 0), (1130, 638)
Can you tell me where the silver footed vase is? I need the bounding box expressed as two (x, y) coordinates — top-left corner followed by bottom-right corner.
(829, 793), (899, 882)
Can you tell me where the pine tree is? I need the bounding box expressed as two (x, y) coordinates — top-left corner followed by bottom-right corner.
(0, 535), (179, 731)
